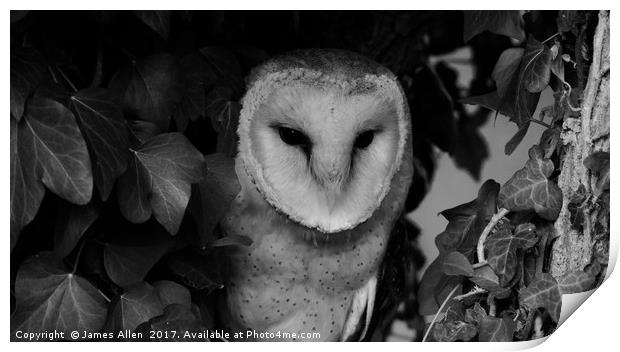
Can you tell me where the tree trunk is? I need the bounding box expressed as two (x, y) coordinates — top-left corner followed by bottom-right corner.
(550, 10), (610, 279)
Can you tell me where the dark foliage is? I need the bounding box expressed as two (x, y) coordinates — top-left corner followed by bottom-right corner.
(418, 10), (606, 342)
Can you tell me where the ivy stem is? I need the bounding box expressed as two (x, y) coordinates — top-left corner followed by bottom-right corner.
(422, 284), (460, 342)
(98, 289), (111, 303)
(71, 239), (88, 274)
(541, 32), (560, 45)
(90, 41), (104, 88)
(47, 65), (59, 84)
(453, 286), (487, 301)
(56, 66), (78, 92)
(476, 208), (510, 264)
(563, 81), (583, 112)
(489, 298), (497, 317)
(472, 261), (487, 269)
(529, 118), (553, 129)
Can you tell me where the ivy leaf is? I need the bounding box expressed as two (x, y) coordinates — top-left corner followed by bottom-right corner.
(521, 37), (552, 93)
(179, 52), (219, 88)
(209, 235), (253, 248)
(149, 304), (207, 340)
(452, 108), (489, 181)
(104, 282), (164, 334)
(10, 48), (47, 121)
(501, 37), (546, 130)
(53, 201), (99, 258)
(153, 280), (192, 307)
(424, 179), (500, 311)
(409, 64), (456, 153)
(469, 265), (512, 299)
(134, 10), (171, 40)
(116, 150), (151, 225)
(11, 96), (93, 250)
(461, 88), (540, 156)
(117, 133), (205, 235)
(418, 255), (450, 315)
(406, 140), (435, 212)
(434, 199), (476, 254)
(557, 270), (596, 294)
(463, 10), (525, 42)
(442, 251), (474, 277)
(173, 78), (205, 132)
(557, 11), (587, 33)
(190, 153), (241, 246)
(585, 259), (603, 277)
(419, 254), (463, 316)
(584, 151), (610, 193)
(514, 306), (536, 340)
(103, 241), (171, 288)
(519, 273), (562, 322)
(172, 54), (216, 132)
(462, 40), (544, 155)
(550, 43), (565, 81)
(492, 48), (524, 98)
(127, 120), (160, 147)
(435, 180), (500, 257)
(70, 88), (130, 200)
(432, 320), (478, 342)
(464, 302), (487, 324)
(167, 253), (224, 292)
(429, 62), (486, 179)
(11, 118), (43, 251)
(135, 304), (208, 341)
(206, 87), (241, 157)
(478, 316), (515, 342)
(504, 122), (531, 156)
(485, 223), (538, 287)
(109, 54), (182, 130)
(199, 47), (242, 79)
(499, 145), (563, 220)
(10, 252), (107, 338)
(538, 126), (561, 158)
(20, 96), (94, 202)
(523, 251), (538, 287)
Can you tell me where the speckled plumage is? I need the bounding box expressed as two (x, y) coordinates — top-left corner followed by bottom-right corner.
(220, 49), (413, 341)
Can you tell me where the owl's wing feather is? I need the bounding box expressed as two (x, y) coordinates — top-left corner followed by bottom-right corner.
(340, 274), (377, 341)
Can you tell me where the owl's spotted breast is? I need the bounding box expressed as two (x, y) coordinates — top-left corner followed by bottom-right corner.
(220, 144), (412, 341)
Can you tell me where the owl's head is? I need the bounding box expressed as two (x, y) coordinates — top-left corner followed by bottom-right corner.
(238, 49), (410, 233)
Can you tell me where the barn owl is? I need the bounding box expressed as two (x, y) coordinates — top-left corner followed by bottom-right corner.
(219, 49), (413, 341)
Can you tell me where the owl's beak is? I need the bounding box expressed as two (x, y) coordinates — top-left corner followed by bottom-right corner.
(314, 159), (349, 186)
(311, 152), (351, 210)
(326, 168), (344, 183)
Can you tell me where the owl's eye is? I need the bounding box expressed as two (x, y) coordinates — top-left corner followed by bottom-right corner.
(278, 127), (310, 147)
(354, 130), (375, 149)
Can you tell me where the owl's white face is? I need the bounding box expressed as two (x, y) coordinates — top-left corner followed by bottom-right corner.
(238, 69), (409, 233)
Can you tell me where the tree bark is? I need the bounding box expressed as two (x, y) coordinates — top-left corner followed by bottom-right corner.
(550, 10), (610, 278)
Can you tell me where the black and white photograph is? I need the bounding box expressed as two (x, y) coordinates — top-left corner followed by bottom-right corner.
(8, 7), (613, 344)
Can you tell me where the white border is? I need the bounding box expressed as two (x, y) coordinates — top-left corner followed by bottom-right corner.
(4, 3), (618, 352)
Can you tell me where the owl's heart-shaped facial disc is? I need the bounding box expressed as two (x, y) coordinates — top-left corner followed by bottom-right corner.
(238, 63), (410, 234)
